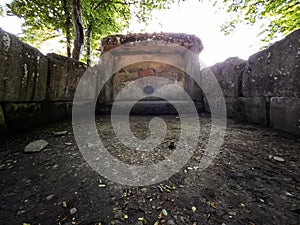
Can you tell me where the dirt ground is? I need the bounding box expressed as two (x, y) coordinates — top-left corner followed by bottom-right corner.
(0, 115), (299, 225)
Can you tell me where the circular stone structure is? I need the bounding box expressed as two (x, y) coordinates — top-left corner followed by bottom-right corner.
(97, 32), (204, 115)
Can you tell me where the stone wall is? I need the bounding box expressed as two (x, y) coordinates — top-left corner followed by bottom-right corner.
(97, 32), (204, 114)
(1, 27), (299, 136)
(201, 29), (300, 135)
(0, 28), (86, 136)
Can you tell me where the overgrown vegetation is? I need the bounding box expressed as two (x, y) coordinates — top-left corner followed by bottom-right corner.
(5, 0), (173, 65)
(3, 0), (299, 64)
(212, 0), (300, 42)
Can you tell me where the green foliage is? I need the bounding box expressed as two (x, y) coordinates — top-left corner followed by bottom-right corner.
(6, 0), (73, 48)
(0, 5), (5, 16)
(6, 0), (176, 64)
(213, 0), (300, 42)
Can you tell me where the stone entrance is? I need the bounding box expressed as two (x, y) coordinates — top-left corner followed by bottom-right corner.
(97, 33), (204, 114)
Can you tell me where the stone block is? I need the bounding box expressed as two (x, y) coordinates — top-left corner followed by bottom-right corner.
(3, 102), (71, 133)
(0, 28), (48, 101)
(203, 97), (245, 120)
(0, 104), (8, 136)
(3, 103), (44, 132)
(201, 57), (246, 97)
(270, 97), (300, 135)
(238, 97), (269, 125)
(46, 53), (86, 101)
(204, 97), (268, 125)
(242, 29), (300, 97)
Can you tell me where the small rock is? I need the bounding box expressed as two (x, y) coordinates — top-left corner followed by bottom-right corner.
(273, 156), (285, 162)
(228, 211), (236, 216)
(168, 220), (175, 225)
(136, 221), (143, 225)
(52, 164), (59, 169)
(168, 141), (175, 149)
(24, 140), (48, 153)
(53, 130), (67, 136)
(70, 207), (77, 215)
(46, 194), (54, 200)
(17, 210), (26, 215)
(140, 187), (147, 192)
(162, 209), (168, 216)
(192, 206), (197, 212)
(62, 201), (67, 208)
(285, 191), (294, 197)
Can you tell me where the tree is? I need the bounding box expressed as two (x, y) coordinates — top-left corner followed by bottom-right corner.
(212, 0), (300, 43)
(6, 0), (175, 64)
(71, 0), (84, 60)
(80, 0), (131, 65)
(6, 0), (73, 56)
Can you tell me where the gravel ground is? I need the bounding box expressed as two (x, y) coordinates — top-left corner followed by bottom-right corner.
(0, 115), (299, 225)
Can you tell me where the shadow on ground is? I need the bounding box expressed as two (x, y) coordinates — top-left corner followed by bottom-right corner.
(0, 115), (299, 225)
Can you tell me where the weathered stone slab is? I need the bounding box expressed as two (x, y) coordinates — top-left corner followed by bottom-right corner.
(242, 29), (300, 97)
(3, 103), (44, 132)
(238, 97), (269, 125)
(184, 48), (202, 101)
(0, 28), (48, 101)
(203, 97), (244, 120)
(204, 97), (268, 125)
(46, 53), (86, 101)
(24, 139), (48, 153)
(201, 57), (246, 97)
(270, 97), (300, 135)
(3, 102), (71, 132)
(0, 104), (8, 136)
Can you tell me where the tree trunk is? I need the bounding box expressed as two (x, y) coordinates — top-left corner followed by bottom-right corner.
(86, 23), (93, 66)
(71, 0), (84, 60)
(63, 0), (71, 58)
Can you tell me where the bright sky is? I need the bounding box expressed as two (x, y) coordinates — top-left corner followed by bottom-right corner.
(0, 0), (270, 67)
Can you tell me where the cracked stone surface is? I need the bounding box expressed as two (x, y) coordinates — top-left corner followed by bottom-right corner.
(0, 115), (299, 225)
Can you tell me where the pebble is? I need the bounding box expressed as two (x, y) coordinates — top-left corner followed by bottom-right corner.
(273, 156), (285, 162)
(70, 207), (77, 215)
(53, 130), (67, 136)
(168, 220), (175, 225)
(168, 141), (175, 149)
(24, 139), (48, 153)
(192, 206), (197, 212)
(46, 194), (54, 200)
(162, 209), (168, 216)
(62, 201), (67, 208)
(228, 211), (236, 216)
